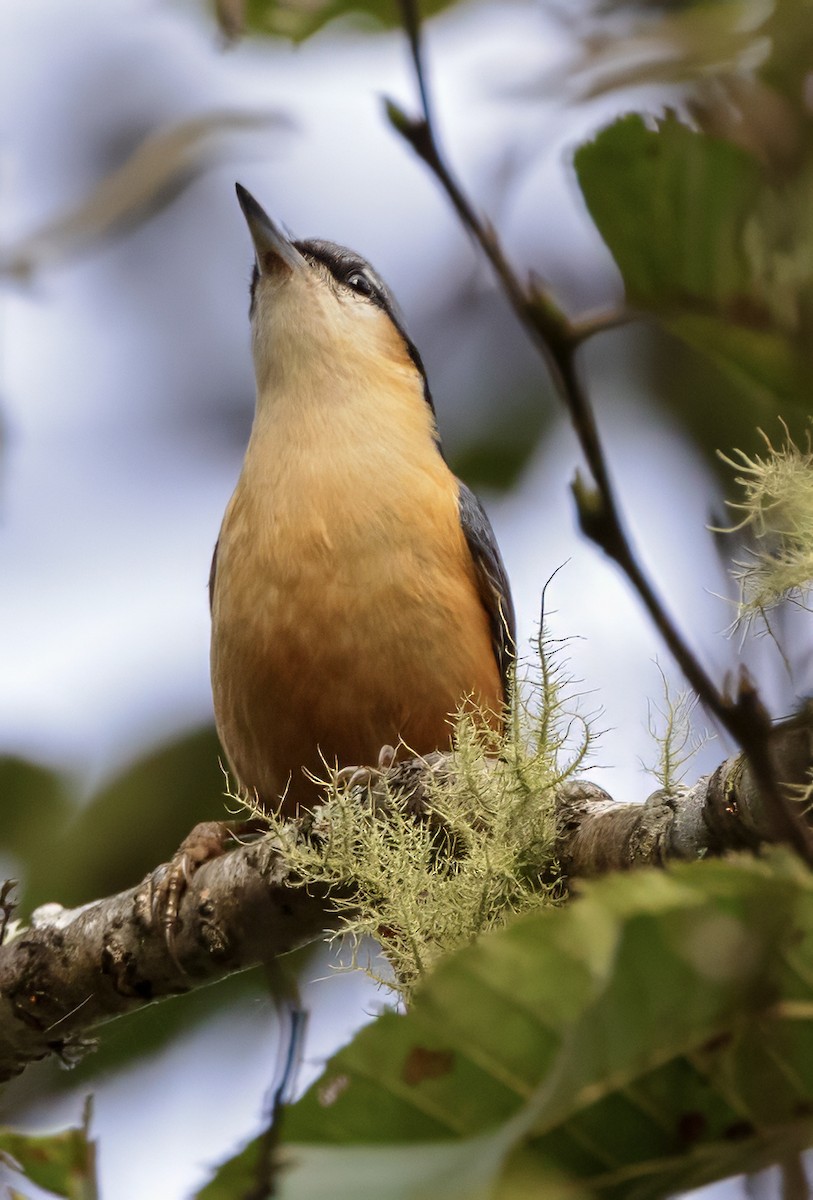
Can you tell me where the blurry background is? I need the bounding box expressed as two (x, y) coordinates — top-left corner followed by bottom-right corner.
(1, 0), (809, 1195)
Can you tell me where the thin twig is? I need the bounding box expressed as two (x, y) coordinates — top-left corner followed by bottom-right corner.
(569, 307), (636, 345)
(780, 1154), (809, 1200)
(399, 0), (434, 134)
(392, 0), (813, 864)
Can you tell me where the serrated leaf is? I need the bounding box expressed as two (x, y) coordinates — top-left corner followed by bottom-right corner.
(576, 113), (762, 306)
(574, 112), (813, 407)
(273, 854), (813, 1198)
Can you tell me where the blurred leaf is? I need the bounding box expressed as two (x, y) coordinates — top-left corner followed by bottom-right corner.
(63, 960), (262, 1085)
(543, 0), (770, 103)
(0, 1099), (97, 1200)
(0, 729), (226, 916)
(213, 0), (459, 43)
(453, 437), (537, 493)
(759, 0), (813, 108)
(271, 854), (813, 1198)
(65, 943), (313, 1090)
(196, 1133), (264, 1198)
(551, 0), (813, 134)
(451, 399), (549, 491)
(0, 758), (74, 868)
(631, 323), (807, 472)
(0, 110), (290, 279)
(532, 2), (813, 174)
(575, 112), (813, 408)
(23, 726), (226, 911)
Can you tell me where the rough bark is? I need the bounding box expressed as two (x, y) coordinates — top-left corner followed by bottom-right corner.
(0, 708), (811, 1082)
(557, 706), (813, 876)
(0, 835), (343, 1083)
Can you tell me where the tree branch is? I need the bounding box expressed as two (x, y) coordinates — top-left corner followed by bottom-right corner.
(2, 709), (811, 1080)
(389, 0), (813, 865)
(558, 704), (813, 880)
(0, 836), (343, 1083)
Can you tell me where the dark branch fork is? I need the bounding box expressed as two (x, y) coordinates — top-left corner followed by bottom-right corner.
(392, 0), (813, 865)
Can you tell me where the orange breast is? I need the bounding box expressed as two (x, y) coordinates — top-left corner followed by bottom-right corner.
(210, 452), (502, 814)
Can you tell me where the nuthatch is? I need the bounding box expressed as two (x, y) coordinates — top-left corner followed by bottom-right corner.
(209, 184), (515, 814)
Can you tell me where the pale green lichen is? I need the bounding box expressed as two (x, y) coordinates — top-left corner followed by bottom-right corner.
(643, 664), (712, 796)
(718, 425), (813, 629)
(248, 629), (596, 1002)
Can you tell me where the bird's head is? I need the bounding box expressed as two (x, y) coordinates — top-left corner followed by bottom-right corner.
(235, 183), (433, 415)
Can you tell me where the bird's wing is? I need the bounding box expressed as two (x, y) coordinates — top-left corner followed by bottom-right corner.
(208, 538), (219, 612)
(457, 482), (516, 695)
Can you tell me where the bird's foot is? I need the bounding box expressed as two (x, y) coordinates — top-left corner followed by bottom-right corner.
(334, 744), (398, 796)
(148, 817), (267, 966)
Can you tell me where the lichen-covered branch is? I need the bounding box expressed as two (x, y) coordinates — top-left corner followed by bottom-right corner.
(558, 706), (813, 876)
(1, 709), (810, 1081)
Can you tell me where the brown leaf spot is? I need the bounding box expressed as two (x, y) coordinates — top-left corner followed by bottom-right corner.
(402, 1045), (454, 1086)
(699, 1031), (733, 1055)
(725, 296), (772, 329)
(723, 1120), (755, 1141)
(677, 1111), (707, 1145)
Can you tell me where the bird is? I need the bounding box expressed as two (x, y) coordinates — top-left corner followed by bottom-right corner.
(209, 183), (516, 816)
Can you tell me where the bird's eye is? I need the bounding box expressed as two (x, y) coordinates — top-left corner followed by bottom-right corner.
(345, 271), (374, 297)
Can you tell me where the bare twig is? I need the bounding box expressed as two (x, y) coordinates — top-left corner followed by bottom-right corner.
(781, 1154), (809, 1200)
(390, 0), (813, 865)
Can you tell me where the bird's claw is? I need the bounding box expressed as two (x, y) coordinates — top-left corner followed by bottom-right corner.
(335, 744), (397, 793)
(377, 744), (397, 771)
(149, 820), (264, 969)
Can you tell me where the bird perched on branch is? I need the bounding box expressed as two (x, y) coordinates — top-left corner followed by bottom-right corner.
(209, 184), (515, 814)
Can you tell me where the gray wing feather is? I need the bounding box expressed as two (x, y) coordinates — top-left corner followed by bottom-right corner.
(208, 538), (219, 612)
(457, 482), (516, 695)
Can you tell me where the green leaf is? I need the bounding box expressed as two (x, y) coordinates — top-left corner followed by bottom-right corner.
(195, 1133), (264, 1198)
(275, 854), (813, 1198)
(0, 1100), (97, 1200)
(450, 391), (551, 492)
(22, 726), (226, 911)
(574, 113), (813, 407)
(576, 113), (763, 306)
(213, 0), (460, 43)
(0, 757), (74, 871)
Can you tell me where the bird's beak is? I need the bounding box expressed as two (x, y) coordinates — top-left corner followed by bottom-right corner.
(235, 183), (306, 276)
